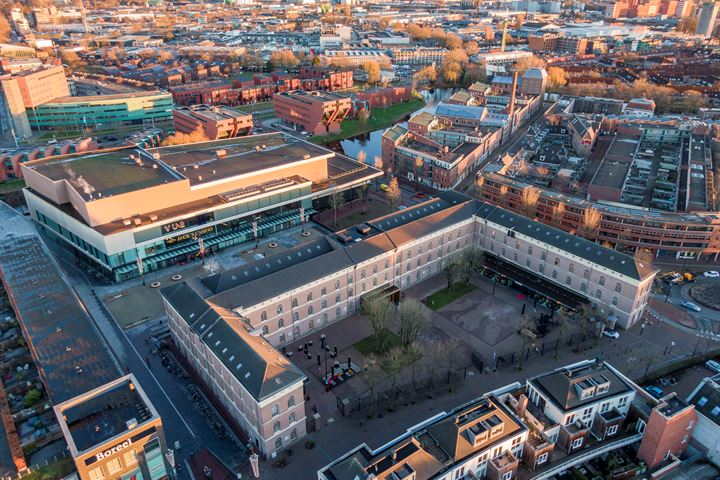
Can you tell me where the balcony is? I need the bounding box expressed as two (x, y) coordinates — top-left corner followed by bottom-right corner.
(517, 431), (643, 480)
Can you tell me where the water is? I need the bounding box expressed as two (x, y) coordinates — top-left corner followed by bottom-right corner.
(339, 87), (457, 164)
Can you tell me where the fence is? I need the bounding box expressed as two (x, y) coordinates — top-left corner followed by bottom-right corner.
(336, 366), (468, 417)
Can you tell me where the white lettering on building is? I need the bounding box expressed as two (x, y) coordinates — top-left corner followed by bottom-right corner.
(95, 439), (133, 461)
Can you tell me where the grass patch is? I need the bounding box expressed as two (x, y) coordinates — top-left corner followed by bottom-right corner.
(0, 178), (25, 193)
(426, 283), (476, 310)
(237, 101), (273, 113)
(354, 331), (403, 356)
(311, 97), (425, 144)
(23, 458), (75, 480)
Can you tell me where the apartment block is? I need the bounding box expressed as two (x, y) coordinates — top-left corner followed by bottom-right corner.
(274, 91), (352, 135)
(173, 105), (253, 140)
(637, 396), (697, 469)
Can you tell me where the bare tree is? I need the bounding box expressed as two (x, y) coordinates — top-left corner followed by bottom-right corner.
(551, 202), (566, 226)
(443, 258), (461, 291)
(363, 297), (393, 353)
(520, 186), (541, 218)
(382, 346), (407, 410)
(386, 177), (401, 211)
(518, 313), (537, 370)
(363, 354), (384, 417)
(441, 338), (465, 389)
(475, 175), (485, 197)
(398, 299), (428, 346)
(413, 157), (424, 182)
(499, 184), (510, 207)
(459, 247), (485, 284)
(357, 150), (367, 164)
(328, 188), (344, 227)
(581, 208), (602, 239)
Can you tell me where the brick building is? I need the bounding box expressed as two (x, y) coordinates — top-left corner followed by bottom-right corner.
(172, 105), (252, 140)
(274, 91), (352, 135)
(356, 86), (412, 108)
(637, 396), (697, 469)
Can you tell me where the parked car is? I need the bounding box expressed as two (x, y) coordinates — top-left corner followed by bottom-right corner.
(706, 360), (720, 374)
(380, 183), (389, 192)
(414, 192), (426, 199)
(603, 330), (620, 339)
(659, 377), (677, 386)
(680, 301), (701, 312)
(704, 271), (720, 278)
(645, 386), (664, 399)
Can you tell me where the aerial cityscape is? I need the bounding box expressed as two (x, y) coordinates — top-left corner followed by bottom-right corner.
(0, 0), (719, 479)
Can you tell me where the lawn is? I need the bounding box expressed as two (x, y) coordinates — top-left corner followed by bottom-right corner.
(0, 178), (25, 193)
(354, 331), (403, 357)
(311, 97), (425, 144)
(23, 458), (75, 480)
(237, 101), (274, 114)
(426, 283), (476, 311)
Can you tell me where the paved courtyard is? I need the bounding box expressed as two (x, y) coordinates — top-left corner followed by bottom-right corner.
(439, 288), (520, 346)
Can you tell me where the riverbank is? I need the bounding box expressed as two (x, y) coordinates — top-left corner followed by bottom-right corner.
(311, 97), (425, 145)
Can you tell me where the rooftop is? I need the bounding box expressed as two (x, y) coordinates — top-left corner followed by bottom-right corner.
(0, 203), (120, 405)
(60, 376), (153, 453)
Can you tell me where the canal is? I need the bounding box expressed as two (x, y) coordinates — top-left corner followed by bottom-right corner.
(337, 87), (458, 164)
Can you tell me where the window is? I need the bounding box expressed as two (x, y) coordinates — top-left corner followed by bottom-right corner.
(321, 299), (327, 309)
(88, 467), (105, 480)
(107, 458), (122, 475)
(262, 326), (269, 335)
(599, 276), (605, 286)
(335, 294), (341, 304)
(288, 396), (295, 407)
(566, 276), (572, 285)
(271, 404), (279, 416)
(637, 419), (646, 434)
(292, 298), (298, 308)
(275, 437), (282, 450)
(291, 428), (298, 440)
(565, 415), (575, 426)
(552, 270), (558, 279)
(582, 407), (592, 421)
(373, 265), (378, 274)
(571, 437), (584, 449)
(554, 257), (560, 266)
(260, 311), (267, 321)
(600, 402), (610, 413)
(541, 252), (546, 261)
(615, 283), (622, 293)
(618, 396), (628, 408)
(277, 304), (283, 314)
(273, 420), (281, 432)
(321, 287), (327, 296)
(292, 312), (299, 322)
(581, 282), (587, 293)
(501, 471), (513, 480)
(528, 246), (533, 255)
(361, 270), (366, 279)
(279, 334), (286, 344)
(335, 280), (341, 290)
(537, 452), (548, 465)
(595, 290), (602, 299)
(124, 450), (138, 466)
(289, 412), (297, 423)
(584, 269), (590, 280)
(307, 292), (313, 302)
(335, 308), (341, 319)
(607, 425), (618, 436)
(612, 297), (618, 307)
(322, 313), (328, 324)
(308, 306), (314, 315)
(569, 263), (574, 273)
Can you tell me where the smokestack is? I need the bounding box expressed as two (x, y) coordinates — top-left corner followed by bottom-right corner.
(518, 394), (529, 418)
(508, 67), (519, 128)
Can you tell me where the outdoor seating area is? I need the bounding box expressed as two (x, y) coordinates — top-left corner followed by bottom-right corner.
(322, 361), (359, 389)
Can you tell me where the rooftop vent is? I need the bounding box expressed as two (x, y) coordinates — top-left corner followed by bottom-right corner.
(126, 418), (138, 430)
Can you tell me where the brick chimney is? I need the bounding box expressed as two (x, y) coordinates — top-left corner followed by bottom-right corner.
(518, 394), (529, 418)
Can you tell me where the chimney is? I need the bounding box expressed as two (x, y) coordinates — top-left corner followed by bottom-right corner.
(518, 394), (529, 418)
(508, 69), (519, 124)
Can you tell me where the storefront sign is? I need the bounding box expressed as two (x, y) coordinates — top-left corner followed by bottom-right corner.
(165, 226), (214, 247)
(161, 220), (187, 234)
(95, 439), (132, 461)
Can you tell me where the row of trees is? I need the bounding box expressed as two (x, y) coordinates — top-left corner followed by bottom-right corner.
(443, 247), (485, 290)
(362, 296), (467, 411)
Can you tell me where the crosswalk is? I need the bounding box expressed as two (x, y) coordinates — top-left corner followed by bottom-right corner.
(648, 308), (720, 342)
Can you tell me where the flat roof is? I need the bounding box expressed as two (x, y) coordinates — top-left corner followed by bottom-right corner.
(43, 90), (170, 104)
(62, 377), (153, 453)
(0, 203), (120, 405)
(29, 148), (182, 200)
(153, 133), (332, 186)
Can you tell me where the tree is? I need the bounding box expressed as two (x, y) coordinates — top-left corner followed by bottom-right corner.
(363, 296), (393, 353)
(356, 150), (367, 164)
(0, 13), (11, 43)
(363, 60), (381, 84)
(678, 16), (697, 34)
(386, 177), (401, 211)
(520, 186), (541, 218)
(443, 258), (461, 290)
(270, 49), (298, 69)
(413, 157), (424, 181)
(514, 55), (545, 73)
(475, 175), (485, 196)
(441, 338), (465, 389)
(398, 299), (428, 346)
(381, 346), (408, 410)
(23, 389), (42, 408)
(328, 188), (344, 226)
(551, 202), (565, 226)
(363, 353), (384, 417)
(459, 247), (485, 283)
(517, 313), (537, 370)
(373, 155), (383, 172)
(547, 67), (569, 90)
(161, 127), (210, 146)
(581, 208), (601, 238)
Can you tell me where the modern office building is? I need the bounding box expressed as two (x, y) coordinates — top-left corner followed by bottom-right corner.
(696, 1), (720, 37)
(389, 47), (448, 65)
(0, 65), (70, 138)
(274, 91), (353, 136)
(0, 203), (169, 480)
(319, 359), (696, 479)
(27, 91), (173, 131)
(172, 105), (253, 140)
(21, 133), (381, 281)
